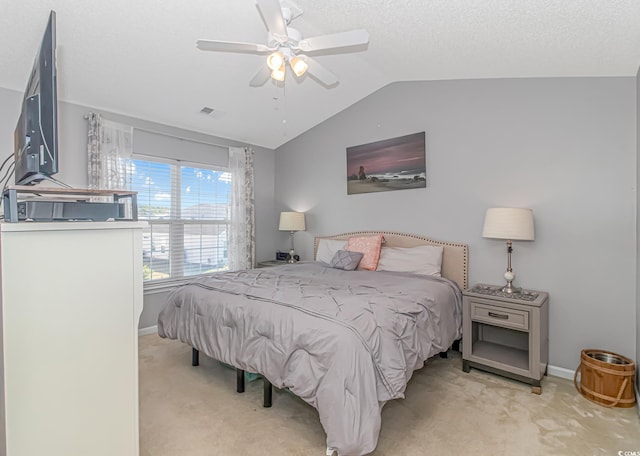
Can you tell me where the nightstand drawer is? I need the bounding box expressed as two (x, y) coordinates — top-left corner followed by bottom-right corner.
(471, 302), (529, 331)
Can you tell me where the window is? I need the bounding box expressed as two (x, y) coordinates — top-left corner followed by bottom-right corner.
(129, 157), (232, 282)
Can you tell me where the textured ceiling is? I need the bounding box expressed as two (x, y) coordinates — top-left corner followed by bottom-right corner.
(1, 0), (640, 149)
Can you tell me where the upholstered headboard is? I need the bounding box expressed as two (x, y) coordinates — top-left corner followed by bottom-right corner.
(314, 231), (468, 290)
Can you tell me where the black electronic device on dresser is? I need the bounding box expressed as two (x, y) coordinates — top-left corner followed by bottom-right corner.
(15, 200), (122, 222)
(6, 10), (139, 224)
(14, 10), (59, 186)
(276, 251), (300, 262)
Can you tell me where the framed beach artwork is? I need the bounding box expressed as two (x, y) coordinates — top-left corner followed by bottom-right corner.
(346, 131), (426, 195)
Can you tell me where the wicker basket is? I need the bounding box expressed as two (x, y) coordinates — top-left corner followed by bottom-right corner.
(574, 349), (636, 408)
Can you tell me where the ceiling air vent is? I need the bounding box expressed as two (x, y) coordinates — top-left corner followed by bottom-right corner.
(199, 106), (225, 119)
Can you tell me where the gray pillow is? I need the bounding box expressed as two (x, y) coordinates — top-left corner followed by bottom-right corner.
(329, 250), (364, 271)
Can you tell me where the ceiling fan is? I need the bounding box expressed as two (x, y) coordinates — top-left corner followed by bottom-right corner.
(196, 0), (369, 87)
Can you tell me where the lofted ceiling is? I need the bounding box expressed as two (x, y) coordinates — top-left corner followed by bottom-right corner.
(1, 1), (640, 150)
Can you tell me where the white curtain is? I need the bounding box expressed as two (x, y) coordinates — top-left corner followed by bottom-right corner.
(228, 147), (255, 271)
(87, 112), (133, 191)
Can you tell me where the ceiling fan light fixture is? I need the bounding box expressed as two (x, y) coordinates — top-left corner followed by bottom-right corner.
(290, 56), (308, 77)
(271, 64), (286, 82)
(267, 51), (285, 71)
(196, 1), (370, 88)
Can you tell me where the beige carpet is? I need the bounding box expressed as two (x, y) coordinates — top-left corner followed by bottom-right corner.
(139, 334), (640, 455)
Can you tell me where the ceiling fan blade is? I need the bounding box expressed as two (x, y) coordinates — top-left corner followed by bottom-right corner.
(249, 65), (271, 87)
(196, 39), (272, 54)
(256, 0), (288, 42)
(305, 57), (338, 86)
(296, 29), (369, 53)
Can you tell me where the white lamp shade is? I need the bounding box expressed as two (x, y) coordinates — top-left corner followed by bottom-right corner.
(482, 208), (534, 241)
(279, 211), (306, 231)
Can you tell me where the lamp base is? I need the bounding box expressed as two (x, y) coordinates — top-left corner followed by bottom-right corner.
(287, 231), (298, 263)
(501, 283), (522, 294)
(502, 270), (521, 294)
(287, 249), (298, 263)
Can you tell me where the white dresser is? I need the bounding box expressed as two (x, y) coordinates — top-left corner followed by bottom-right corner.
(0, 221), (145, 456)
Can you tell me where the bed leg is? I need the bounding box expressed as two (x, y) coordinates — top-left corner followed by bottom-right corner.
(236, 369), (245, 393)
(263, 378), (272, 408)
(192, 348), (199, 366)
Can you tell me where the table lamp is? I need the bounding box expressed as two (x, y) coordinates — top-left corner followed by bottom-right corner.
(278, 211), (306, 263)
(482, 207), (534, 294)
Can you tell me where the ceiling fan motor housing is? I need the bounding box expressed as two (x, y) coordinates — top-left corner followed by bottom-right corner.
(267, 27), (301, 47)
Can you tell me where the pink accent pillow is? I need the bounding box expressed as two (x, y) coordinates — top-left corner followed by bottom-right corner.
(347, 235), (384, 270)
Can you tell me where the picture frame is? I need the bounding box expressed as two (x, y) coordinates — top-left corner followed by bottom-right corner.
(346, 132), (427, 195)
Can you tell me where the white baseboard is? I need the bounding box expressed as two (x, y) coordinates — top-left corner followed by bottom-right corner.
(138, 325), (158, 336)
(547, 364), (575, 381)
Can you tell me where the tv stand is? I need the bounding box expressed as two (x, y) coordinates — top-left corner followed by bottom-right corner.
(3, 186), (138, 222)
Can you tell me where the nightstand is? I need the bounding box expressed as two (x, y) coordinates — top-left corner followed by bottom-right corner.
(462, 284), (549, 394)
(256, 260), (288, 268)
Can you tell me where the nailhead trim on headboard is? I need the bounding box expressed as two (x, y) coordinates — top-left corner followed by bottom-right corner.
(314, 231), (468, 290)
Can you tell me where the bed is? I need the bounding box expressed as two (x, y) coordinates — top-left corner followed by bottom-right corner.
(157, 231), (468, 456)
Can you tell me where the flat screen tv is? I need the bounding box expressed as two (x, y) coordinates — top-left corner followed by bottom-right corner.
(14, 10), (58, 186)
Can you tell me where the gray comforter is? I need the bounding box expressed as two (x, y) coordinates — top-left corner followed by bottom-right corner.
(158, 262), (462, 455)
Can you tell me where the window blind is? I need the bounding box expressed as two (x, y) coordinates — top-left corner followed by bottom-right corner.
(130, 157), (231, 282)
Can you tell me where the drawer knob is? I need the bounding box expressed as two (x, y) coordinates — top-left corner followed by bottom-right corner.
(488, 311), (509, 319)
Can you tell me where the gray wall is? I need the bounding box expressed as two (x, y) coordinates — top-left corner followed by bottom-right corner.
(274, 77), (637, 372)
(636, 65), (640, 403)
(0, 86), (277, 329)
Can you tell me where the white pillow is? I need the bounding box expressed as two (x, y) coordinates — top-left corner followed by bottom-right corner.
(376, 245), (444, 277)
(316, 239), (348, 264)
